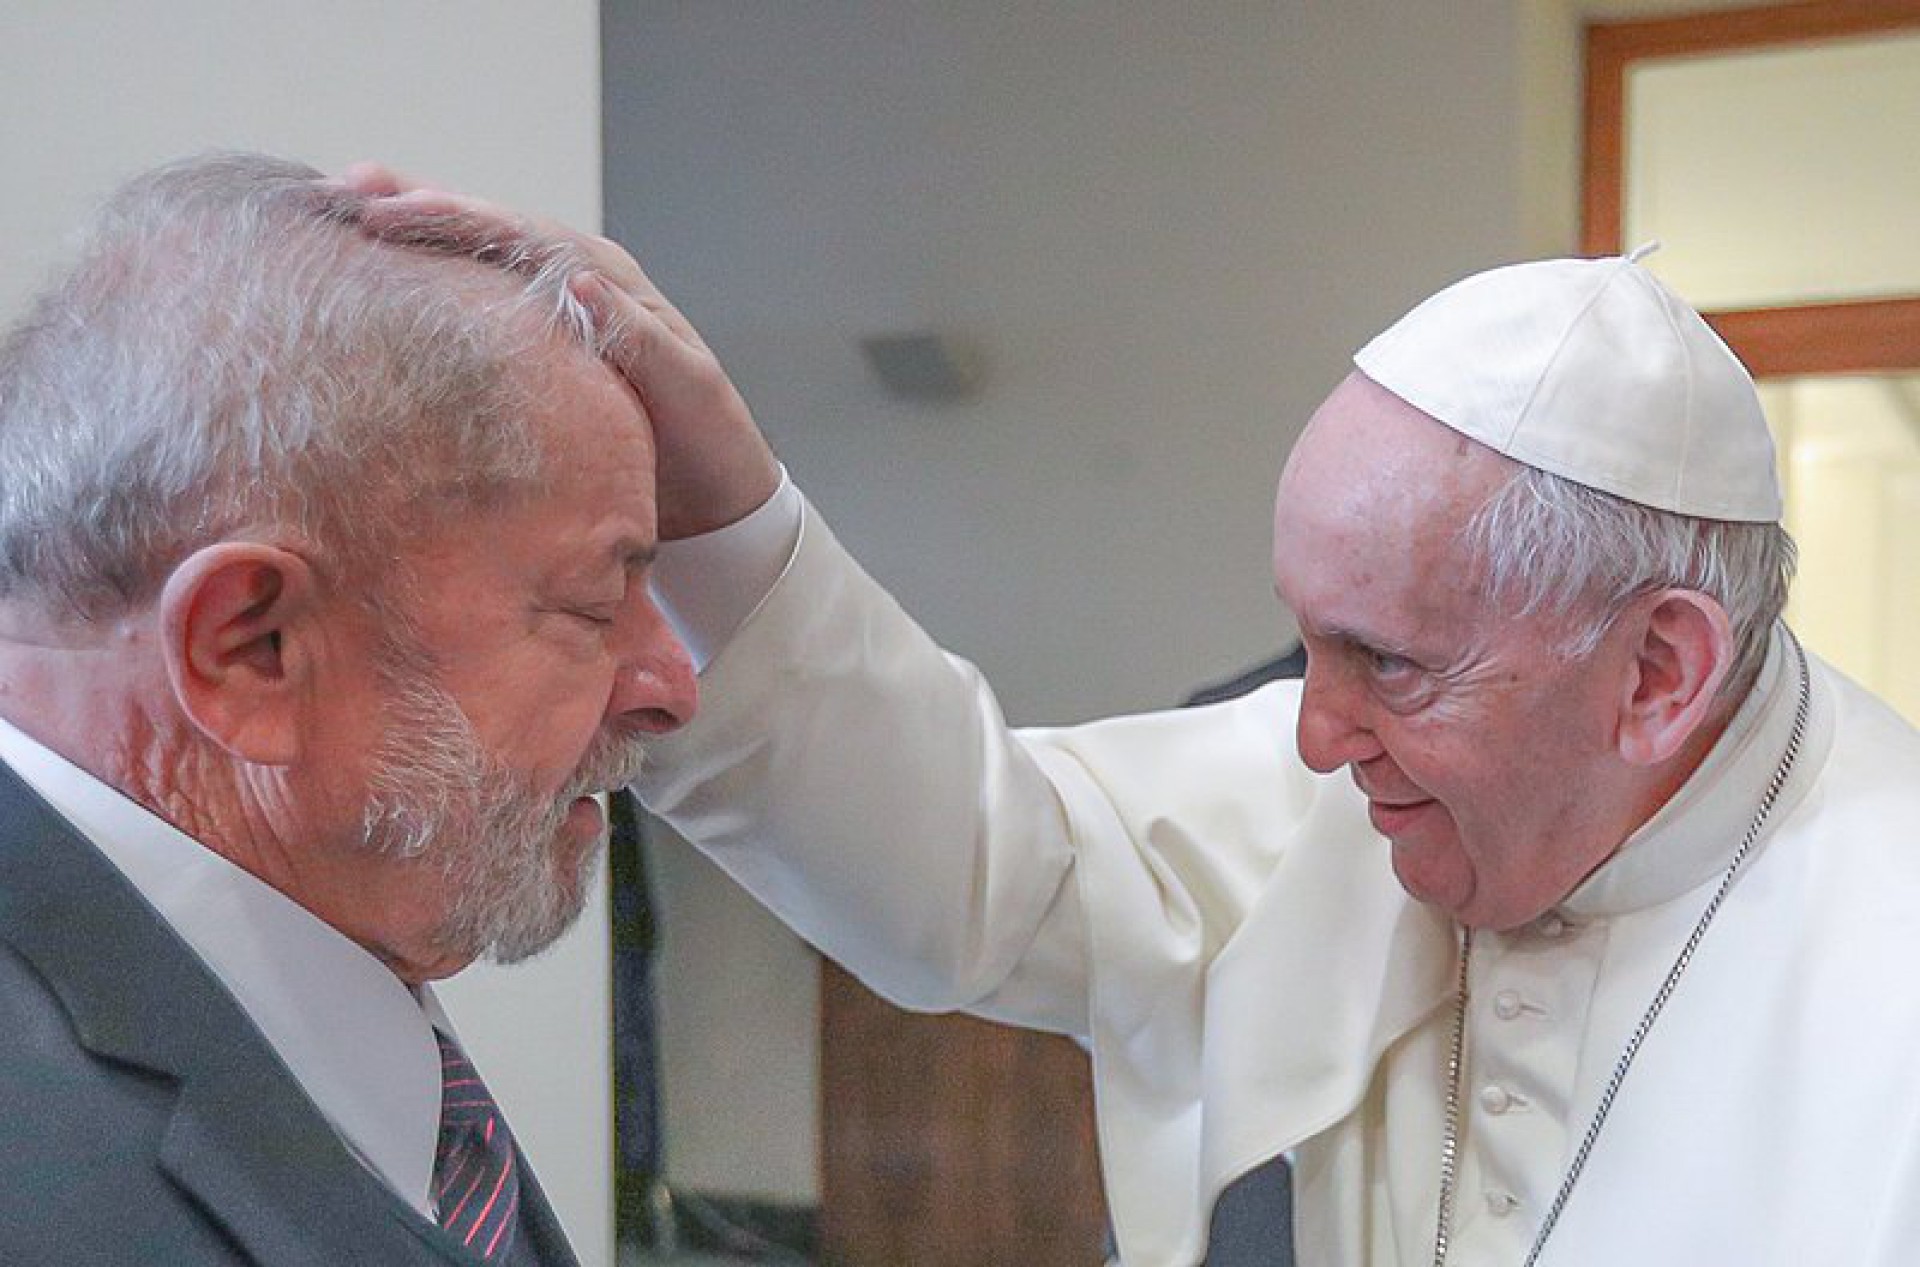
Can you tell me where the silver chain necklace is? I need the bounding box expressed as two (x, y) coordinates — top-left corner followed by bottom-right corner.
(1430, 634), (1812, 1267)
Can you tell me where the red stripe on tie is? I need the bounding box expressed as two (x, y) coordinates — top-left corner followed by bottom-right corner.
(465, 1163), (512, 1246)
(429, 1030), (521, 1262)
(484, 1189), (520, 1258)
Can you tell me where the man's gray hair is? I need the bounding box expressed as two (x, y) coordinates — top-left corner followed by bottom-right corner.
(0, 151), (612, 620)
(1460, 463), (1796, 701)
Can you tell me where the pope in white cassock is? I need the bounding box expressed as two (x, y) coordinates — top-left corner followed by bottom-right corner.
(355, 178), (1920, 1267)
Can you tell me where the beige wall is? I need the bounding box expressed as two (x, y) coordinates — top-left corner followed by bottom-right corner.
(0, 4), (612, 1263)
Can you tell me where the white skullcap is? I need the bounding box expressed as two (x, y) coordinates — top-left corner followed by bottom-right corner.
(1352, 252), (1782, 522)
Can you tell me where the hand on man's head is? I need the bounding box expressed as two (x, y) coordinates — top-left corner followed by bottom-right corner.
(339, 163), (781, 539)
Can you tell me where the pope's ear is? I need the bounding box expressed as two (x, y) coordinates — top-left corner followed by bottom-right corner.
(158, 543), (320, 765)
(1614, 589), (1735, 767)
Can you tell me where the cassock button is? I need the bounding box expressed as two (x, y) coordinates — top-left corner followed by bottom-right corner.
(1479, 1084), (1514, 1114)
(1493, 990), (1524, 1020)
(1536, 912), (1569, 939)
(1486, 1190), (1520, 1217)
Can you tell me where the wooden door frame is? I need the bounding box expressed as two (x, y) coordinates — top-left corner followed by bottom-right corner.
(1581, 0), (1920, 376)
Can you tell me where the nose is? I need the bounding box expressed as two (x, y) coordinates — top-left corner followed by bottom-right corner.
(608, 596), (699, 735)
(1294, 656), (1381, 774)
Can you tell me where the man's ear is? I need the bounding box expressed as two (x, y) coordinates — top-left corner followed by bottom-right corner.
(158, 543), (320, 764)
(1614, 589), (1735, 767)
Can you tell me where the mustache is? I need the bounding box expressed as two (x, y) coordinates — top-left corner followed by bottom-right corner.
(558, 727), (649, 805)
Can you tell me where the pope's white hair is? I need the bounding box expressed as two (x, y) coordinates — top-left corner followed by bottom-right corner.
(0, 150), (614, 620)
(1459, 463), (1796, 700)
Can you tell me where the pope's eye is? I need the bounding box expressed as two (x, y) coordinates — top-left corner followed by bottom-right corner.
(1366, 648), (1416, 678)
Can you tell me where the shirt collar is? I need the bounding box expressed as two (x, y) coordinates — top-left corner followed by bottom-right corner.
(1558, 624), (1829, 922)
(0, 716), (444, 1216)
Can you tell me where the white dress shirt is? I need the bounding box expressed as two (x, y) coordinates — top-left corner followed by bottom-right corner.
(0, 716), (445, 1218)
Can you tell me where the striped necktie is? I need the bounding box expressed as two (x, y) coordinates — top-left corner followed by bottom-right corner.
(432, 1030), (522, 1261)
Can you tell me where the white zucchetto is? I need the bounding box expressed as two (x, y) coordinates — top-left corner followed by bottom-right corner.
(1353, 252), (1782, 523)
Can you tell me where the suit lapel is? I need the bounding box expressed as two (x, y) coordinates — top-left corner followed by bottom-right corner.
(0, 762), (460, 1264)
(508, 1147), (583, 1267)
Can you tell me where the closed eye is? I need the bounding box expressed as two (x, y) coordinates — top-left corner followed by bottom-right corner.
(541, 601), (619, 629)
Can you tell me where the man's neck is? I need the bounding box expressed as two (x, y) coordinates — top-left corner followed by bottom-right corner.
(0, 624), (275, 877)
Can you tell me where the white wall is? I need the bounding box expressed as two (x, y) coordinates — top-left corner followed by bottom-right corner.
(603, 0), (1582, 1210)
(0, 4), (612, 1263)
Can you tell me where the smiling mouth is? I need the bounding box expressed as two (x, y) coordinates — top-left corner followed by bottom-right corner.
(1367, 798), (1435, 835)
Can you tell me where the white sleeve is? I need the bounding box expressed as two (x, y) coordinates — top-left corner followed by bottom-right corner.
(636, 493), (1312, 1037)
(648, 469), (803, 671)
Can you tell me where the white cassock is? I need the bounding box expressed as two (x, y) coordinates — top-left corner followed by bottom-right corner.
(639, 497), (1920, 1267)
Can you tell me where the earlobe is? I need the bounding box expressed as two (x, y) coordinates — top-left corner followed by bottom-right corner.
(1615, 590), (1735, 767)
(159, 543), (316, 764)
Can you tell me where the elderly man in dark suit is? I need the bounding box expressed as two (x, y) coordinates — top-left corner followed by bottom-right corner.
(0, 152), (698, 1263)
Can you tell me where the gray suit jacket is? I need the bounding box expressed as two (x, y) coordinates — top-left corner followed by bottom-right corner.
(0, 759), (579, 1266)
